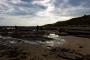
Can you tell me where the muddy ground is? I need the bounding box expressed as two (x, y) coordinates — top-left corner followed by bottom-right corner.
(0, 36), (90, 60)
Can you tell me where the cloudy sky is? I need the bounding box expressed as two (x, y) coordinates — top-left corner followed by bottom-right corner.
(0, 0), (90, 26)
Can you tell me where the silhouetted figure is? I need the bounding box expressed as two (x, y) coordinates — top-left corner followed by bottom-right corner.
(15, 26), (17, 30)
(36, 25), (39, 32)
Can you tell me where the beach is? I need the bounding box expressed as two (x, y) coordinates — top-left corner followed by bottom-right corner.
(62, 36), (90, 54)
(0, 35), (90, 60)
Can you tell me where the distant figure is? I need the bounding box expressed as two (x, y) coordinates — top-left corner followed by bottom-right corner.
(36, 25), (39, 32)
(15, 26), (17, 30)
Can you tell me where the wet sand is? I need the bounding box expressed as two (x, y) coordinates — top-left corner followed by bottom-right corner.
(62, 36), (90, 54)
(0, 36), (90, 60)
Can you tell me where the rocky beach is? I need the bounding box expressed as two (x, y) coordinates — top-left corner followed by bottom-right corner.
(0, 34), (90, 60)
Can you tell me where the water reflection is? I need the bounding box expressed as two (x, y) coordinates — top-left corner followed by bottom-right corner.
(43, 33), (65, 47)
(0, 33), (65, 47)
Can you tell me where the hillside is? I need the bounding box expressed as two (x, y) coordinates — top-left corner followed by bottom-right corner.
(44, 15), (90, 27)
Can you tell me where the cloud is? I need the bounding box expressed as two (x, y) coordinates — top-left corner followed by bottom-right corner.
(0, 0), (47, 16)
(52, 0), (90, 17)
(0, 0), (90, 26)
(0, 15), (72, 26)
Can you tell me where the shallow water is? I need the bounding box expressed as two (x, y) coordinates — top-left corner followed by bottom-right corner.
(37, 33), (65, 47)
(0, 34), (65, 47)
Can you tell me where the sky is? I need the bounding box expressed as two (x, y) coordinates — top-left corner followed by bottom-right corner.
(0, 0), (90, 26)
